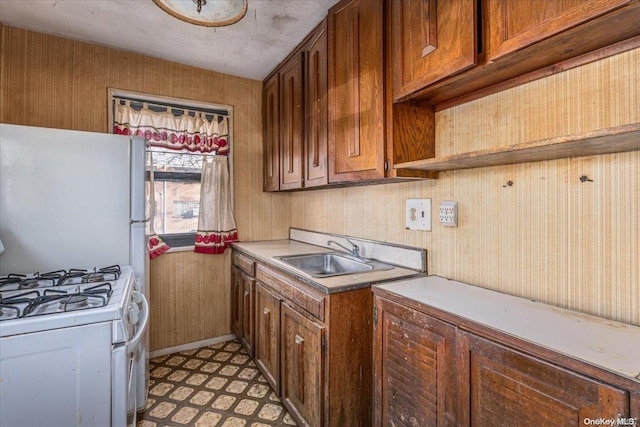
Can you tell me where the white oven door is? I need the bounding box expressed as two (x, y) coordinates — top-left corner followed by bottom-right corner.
(0, 322), (112, 427)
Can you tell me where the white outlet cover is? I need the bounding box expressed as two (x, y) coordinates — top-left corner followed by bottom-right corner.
(440, 200), (458, 227)
(406, 199), (431, 231)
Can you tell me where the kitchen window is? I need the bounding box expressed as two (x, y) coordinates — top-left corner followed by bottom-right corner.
(109, 89), (234, 250)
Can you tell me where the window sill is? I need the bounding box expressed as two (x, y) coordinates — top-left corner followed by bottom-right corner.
(165, 245), (195, 253)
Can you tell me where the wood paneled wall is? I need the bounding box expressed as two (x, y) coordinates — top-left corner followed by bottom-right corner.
(292, 47), (640, 326)
(0, 26), (291, 351)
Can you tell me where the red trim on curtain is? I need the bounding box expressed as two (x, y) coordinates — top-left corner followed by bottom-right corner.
(113, 125), (229, 154)
(194, 230), (238, 254)
(148, 234), (170, 259)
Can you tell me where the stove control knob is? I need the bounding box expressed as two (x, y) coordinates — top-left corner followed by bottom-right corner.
(127, 303), (140, 325)
(131, 289), (143, 304)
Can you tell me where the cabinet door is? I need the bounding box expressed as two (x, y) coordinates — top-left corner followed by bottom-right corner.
(280, 52), (305, 190)
(255, 283), (281, 394)
(263, 73), (280, 192)
(240, 273), (255, 356)
(373, 296), (458, 427)
(304, 20), (328, 188)
(328, 0), (385, 183)
(484, 0), (629, 61)
(390, 0), (476, 101)
(281, 303), (325, 427)
(458, 332), (630, 426)
(230, 266), (243, 338)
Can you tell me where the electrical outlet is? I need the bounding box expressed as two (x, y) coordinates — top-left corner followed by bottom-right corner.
(405, 199), (431, 231)
(439, 201), (458, 227)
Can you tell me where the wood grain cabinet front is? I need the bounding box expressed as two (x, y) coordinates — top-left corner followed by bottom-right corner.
(254, 282), (282, 394)
(373, 295), (458, 427)
(458, 332), (630, 426)
(263, 73), (280, 192)
(279, 52), (305, 190)
(373, 288), (639, 427)
(389, 0), (477, 101)
(230, 266), (243, 338)
(484, 0), (633, 62)
(262, 20), (328, 191)
(231, 252), (256, 356)
(328, 0), (386, 182)
(240, 273), (255, 356)
(251, 260), (374, 427)
(402, 0), (640, 105)
(281, 303), (326, 427)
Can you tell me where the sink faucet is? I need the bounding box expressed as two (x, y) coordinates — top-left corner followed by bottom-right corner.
(327, 239), (360, 258)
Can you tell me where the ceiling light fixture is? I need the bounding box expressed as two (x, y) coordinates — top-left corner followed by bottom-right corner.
(153, 0), (248, 27)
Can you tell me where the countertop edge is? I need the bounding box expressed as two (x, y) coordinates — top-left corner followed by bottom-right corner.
(373, 276), (640, 387)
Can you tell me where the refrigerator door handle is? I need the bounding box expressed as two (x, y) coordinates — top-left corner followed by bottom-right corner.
(130, 218), (150, 224)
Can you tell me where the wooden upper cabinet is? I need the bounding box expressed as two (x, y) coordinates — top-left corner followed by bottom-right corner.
(484, 0), (632, 61)
(458, 332), (630, 426)
(304, 21), (329, 188)
(328, 0), (385, 182)
(390, 0), (477, 101)
(263, 73), (280, 192)
(279, 53), (305, 190)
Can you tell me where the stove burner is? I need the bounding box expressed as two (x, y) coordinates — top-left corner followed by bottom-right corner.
(0, 290), (41, 320)
(82, 272), (105, 283)
(19, 278), (43, 289)
(0, 274), (26, 290)
(60, 295), (89, 310)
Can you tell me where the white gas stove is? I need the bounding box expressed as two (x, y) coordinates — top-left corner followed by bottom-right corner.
(0, 265), (148, 427)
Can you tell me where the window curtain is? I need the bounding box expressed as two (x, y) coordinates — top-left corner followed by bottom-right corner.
(147, 151), (171, 259)
(195, 156), (238, 254)
(114, 100), (230, 154)
(113, 98), (237, 257)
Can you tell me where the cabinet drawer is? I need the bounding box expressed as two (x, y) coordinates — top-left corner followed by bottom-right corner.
(256, 263), (325, 322)
(232, 251), (255, 277)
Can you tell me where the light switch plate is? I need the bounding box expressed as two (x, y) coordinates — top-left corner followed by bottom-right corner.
(406, 199), (431, 231)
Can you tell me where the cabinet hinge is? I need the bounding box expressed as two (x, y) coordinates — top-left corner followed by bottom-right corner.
(321, 334), (327, 353)
(373, 305), (378, 326)
(384, 160), (389, 172)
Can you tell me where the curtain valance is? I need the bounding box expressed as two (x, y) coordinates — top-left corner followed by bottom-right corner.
(113, 99), (229, 154)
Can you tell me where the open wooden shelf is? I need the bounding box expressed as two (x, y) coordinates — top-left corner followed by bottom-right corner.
(394, 123), (640, 172)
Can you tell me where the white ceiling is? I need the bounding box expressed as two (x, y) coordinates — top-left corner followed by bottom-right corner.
(0, 0), (339, 81)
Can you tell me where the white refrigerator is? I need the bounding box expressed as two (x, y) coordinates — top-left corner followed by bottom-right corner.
(0, 123), (149, 412)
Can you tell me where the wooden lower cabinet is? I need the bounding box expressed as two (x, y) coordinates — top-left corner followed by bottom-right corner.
(281, 303), (326, 427)
(231, 251), (256, 356)
(459, 332), (629, 427)
(230, 266), (243, 338)
(255, 282), (281, 393)
(254, 262), (373, 427)
(373, 296), (458, 427)
(373, 290), (636, 427)
(240, 274), (255, 356)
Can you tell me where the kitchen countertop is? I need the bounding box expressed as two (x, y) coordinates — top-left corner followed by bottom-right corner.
(375, 276), (640, 383)
(232, 240), (424, 294)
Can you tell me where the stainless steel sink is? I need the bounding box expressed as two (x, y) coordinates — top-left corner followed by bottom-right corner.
(274, 252), (394, 278)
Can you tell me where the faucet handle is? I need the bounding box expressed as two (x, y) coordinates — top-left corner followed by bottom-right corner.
(345, 238), (360, 257)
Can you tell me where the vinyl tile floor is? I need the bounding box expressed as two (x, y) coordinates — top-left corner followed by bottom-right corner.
(136, 339), (297, 427)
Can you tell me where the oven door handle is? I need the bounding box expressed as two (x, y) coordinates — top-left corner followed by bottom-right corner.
(126, 292), (149, 355)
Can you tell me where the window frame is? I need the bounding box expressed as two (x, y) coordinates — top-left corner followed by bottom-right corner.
(108, 88), (234, 249)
